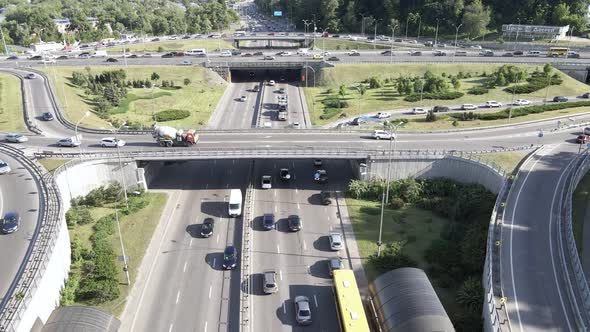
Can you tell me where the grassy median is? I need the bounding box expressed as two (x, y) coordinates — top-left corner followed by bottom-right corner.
(0, 73), (25, 132)
(41, 66), (226, 129)
(109, 39), (234, 54)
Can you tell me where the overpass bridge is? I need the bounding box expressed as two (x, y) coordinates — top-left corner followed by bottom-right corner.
(228, 35), (314, 48)
(205, 60), (330, 83)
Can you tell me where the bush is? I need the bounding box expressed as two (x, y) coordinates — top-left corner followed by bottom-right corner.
(467, 86), (488, 95)
(425, 110), (437, 122)
(319, 108), (341, 120)
(369, 76), (384, 89)
(66, 206), (94, 228)
(369, 241), (417, 274)
(153, 109), (191, 122)
(468, 101), (590, 121)
(403, 91), (463, 102)
(322, 98), (348, 109)
(389, 197), (405, 209)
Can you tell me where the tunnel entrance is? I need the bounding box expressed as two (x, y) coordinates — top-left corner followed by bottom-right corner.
(230, 68), (302, 82)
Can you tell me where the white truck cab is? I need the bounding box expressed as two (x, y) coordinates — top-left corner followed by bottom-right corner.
(228, 189), (243, 217)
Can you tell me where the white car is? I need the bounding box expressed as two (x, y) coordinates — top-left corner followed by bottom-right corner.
(412, 107), (427, 114)
(329, 233), (343, 251)
(279, 51), (292, 56)
(24, 73), (36, 79)
(239, 95), (247, 102)
(461, 104), (477, 110)
(261, 175), (272, 189)
(40, 59), (56, 64)
(5, 133), (28, 143)
(372, 130), (395, 140)
(347, 50), (360, 55)
(485, 101), (502, 108)
(267, 80), (276, 86)
(0, 160), (11, 175)
(220, 50), (232, 57)
(376, 112), (390, 119)
(513, 99), (531, 106)
(180, 60), (192, 66)
(100, 137), (126, 148)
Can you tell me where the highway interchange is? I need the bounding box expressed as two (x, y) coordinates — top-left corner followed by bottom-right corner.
(1, 3), (590, 332)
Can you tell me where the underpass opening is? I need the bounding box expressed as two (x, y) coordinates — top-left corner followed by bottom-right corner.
(230, 68), (302, 82)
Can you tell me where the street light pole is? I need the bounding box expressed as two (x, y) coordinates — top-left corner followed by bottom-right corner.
(566, 26), (575, 59)
(373, 20), (379, 50)
(434, 19), (439, 46)
(75, 111), (90, 143)
(453, 23), (463, 60)
(110, 122), (129, 208)
(416, 14), (421, 40)
(405, 15), (410, 40)
(390, 24), (398, 64)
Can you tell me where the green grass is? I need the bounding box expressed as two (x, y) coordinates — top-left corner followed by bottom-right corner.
(38, 159), (69, 173)
(0, 73), (25, 132)
(475, 151), (528, 175)
(346, 198), (448, 282)
(572, 173), (590, 255)
(316, 39), (390, 50)
(109, 39), (234, 53)
(70, 192), (168, 316)
(306, 63), (589, 126)
(40, 66), (227, 129)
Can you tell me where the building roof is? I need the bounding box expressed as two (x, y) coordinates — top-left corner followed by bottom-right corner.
(41, 306), (120, 332)
(369, 267), (454, 332)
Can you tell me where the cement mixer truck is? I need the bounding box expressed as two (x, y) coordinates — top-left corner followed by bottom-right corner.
(152, 125), (198, 147)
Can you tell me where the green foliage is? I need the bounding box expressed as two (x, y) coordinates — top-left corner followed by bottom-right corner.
(150, 72), (160, 81)
(504, 72), (563, 94)
(425, 110), (437, 122)
(60, 272), (80, 306)
(322, 97), (349, 109)
(467, 86), (488, 95)
(368, 76), (383, 89)
(183, 78), (191, 86)
(319, 107), (342, 120)
(368, 240), (417, 274)
(65, 206), (93, 228)
(153, 109), (191, 122)
(72, 182), (123, 207)
(403, 91), (463, 102)
(453, 101), (590, 121)
(457, 276), (484, 313)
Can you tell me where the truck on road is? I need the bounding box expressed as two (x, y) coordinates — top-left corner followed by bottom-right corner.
(152, 125), (198, 147)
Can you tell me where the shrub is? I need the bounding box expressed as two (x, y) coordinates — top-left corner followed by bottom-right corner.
(183, 78), (191, 86)
(369, 76), (384, 89)
(322, 98), (348, 109)
(157, 46), (164, 53)
(153, 109), (191, 122)
(467, 86), (488, 95)
(425, 110), (437, 122)
(403, 91), (463, 102)
(319, 108), (341, 120)
(452, 120), (459, 127)
(389, 197), (405, 209)
(369, 241), (417, 274)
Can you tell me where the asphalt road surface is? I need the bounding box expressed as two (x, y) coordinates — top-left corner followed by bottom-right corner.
(249, 159), (351, 331)
(124, 159), (250, 332)
(0, 152), (40, 305)
(214, 82), (261, 129)
(259, 82), (306, 128)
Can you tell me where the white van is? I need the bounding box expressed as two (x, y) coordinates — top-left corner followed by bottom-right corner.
(527, 51), (541, 57)
(187, 48), (207, 57)
(228, 189), (243, 217)
(92, 50), (108, 57)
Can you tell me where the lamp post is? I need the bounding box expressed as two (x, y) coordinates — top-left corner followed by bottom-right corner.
(389, 24), (398, 64)
(109, 122), (129, 208)
(416, 14), (422, 40)
(377, 120), (405, 257)
(405, 15), (410, 40)
(566, 26), (575, 59)
(434, 19), (439, 46)
(513, 19), (521, 51)
(75, 111), (90, 143)
(304, 63), (316, 88)
(373, 19), (381, 50)
(355, 84), (363, 113)
(453, 23), (463, 60)
(321, 28), (329, 52)
(302, 19), (311, 34)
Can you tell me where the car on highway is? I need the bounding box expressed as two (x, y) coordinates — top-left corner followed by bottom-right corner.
(576, 135), (590, 144)
(513, 99), (531, 106)
(263, 55), (275, 60)
(5, 133), (28, 143)
(0, 160), (11, 174)
(277, 51), (292, 56)
(582, 92), (590, 98)
(376, 112), (390, 118)
(485, 101), (502, 108)
(262, 213), (275, 230)
(567, 52), (580, 59)
(222, 246), (237, 269)
(161, 53), (174, 58)
(263, 270), (278, 294)
(329, 233), (343, 250)
(241, 53), (253, 57)
(106, 57), (118, 62)
(294, 296), (312, 325)
(328, 257), (343, 276)
(409, 51), (422, 56)
(347, 50), (360, 56)
(314, 169), (328, 183)
(279, 168), (291, 180)
(381, 50), (394, 56)
(433, 50), (446, 56)
(277, 87), (286, 94)
(1, 212), (20, 234)
(313, 159), (323, 167)
(432, 105), (450, 112)
(267, 80), (276, 86)
(461, 104), (477, 110)
(288, 215), (302, 232)
(231, 50), (242, 56)
(200, 218), (214, 237)
(6, 55), (18, 60)
(320, 191), (332, 205)
(502, 52), (514, 57)
(40, 59), (56, 64)
(141, 53), (153, 58)
(41, 112), (54, 121)
(312, 54), (323, 60)
(252, 85), (260, 92)
(372, 130), (394, 140)
(327, 56), (340, 61)
(253, 51), (263, 56)
(261, 175), (272, 189)
(57, 137), (81, 147)
(553, 96), (568, 102)
(480, 50), (494, 56)
(526, 51), (541, 57)
(412, 107), (427, 114)
(100, 137), (126, 148)
(180, 60), (192, 66)
(220, 50), (232, 57)
(24, 73), (36, 79)
(28, 55), (43, 60)
(239, 95), (247, 102)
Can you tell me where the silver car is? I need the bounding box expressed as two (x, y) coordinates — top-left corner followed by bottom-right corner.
(263, 270), (278, 294)
(294, 295), (312, 325)
(57, 137), (81, 147)
(329, 233), (343, 251)
(5, 133), (28, 143)
(0, 160), (11, 174)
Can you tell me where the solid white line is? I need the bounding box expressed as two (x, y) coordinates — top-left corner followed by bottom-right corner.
(183, 261), (188, 273)
(0, 184), (4, 218)
(216, 234), (220, 243)
(303, 241), (307, 250)
(279, 270), (283, 281)
(213, 258), (216, 267)
(130, 192), (183, 332)
(189, 238), (193, 247)
(209, 285), (212, 299)
(314, 295), (318, 307)
(176, 291), (180, 304)
(297, 203), (300, 209)
(168, 324), (173, 332)
(282, 302), (286, 314)
(277, 244), (280, 254)
(204, 322), (208, 332)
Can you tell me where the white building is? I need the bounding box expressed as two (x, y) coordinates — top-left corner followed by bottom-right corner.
(502, 24), (570, 40)
(53, 17), (101, 34)
(31, 41), (64, 53)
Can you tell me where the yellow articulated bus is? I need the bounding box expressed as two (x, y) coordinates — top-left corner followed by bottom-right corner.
(548, 47), (569, 57)
(333, 269), (370, 332)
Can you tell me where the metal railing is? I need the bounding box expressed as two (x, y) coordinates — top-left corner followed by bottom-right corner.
(0, 144), (62, 331)
(239, 183), (254, 332)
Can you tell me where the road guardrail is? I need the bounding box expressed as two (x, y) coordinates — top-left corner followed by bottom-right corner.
(239, 181), (254, 332)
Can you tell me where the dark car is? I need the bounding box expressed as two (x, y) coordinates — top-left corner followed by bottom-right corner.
(29, 55), (43, 60)
(577, 135), (590, 144)
(6, 55), (18, 60)
(1, 212), (20, 234)
(381, 50), (393, 56)
(253, 51), (263, 56)
(252, 85), (260, 92)
(56, 55), (69, 60)
(200, 218), (214, 237)
(262, 213), (275, 230)
(327, 56), (340, 61)
(42, 112), (54, 121)
(583, 92), (590, 98)
(161, 53), (174, 58)
(410, 51), (422, 56)
(320, 191), (332, 205)
(288, 215), (302, 232)
(231, 50), (242, 56)
(349, 52), (361, 56)
(513, 50), (524, 56)
(502, 52), (514, 57)
(222, 246), (237, 269)
(432, 105), (450, 113)
(553, 96), (568, 102)
(242, 53), (253, 57)
(106, 57), (118, 62)
(328, 257), (343, 276)
(279, 168), (291, 180)
(129, 54), (138, 58)
(172, 52), (185, 57)
(314, 169), (328, 183)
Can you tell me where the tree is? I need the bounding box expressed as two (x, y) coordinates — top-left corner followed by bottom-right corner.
(457, 276), (483, 313)
(321, 0), (339, 28)
(183, 78), (191, 86)
(339, 84), (347, 98)
(150, 72), (160, 82)
(451, 77), (461, 90)
(461, 0), (491, 37)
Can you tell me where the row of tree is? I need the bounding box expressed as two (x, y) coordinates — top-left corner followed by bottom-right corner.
(255, 0), (587, 39)
(0, 0), (239, 46)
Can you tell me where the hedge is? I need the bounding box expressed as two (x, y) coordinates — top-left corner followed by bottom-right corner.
(404, 91), (464, 102)
(467, 87), (488, 95)
(153, 109), (191, 122)
(452, 101), (590, 121)
(503, 74), (563, 94)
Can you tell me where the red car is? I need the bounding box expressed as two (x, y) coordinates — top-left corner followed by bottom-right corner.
(576, 135), (589, 144)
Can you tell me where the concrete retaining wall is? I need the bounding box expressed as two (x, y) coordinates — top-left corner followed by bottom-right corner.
(365, 156), (504, 194)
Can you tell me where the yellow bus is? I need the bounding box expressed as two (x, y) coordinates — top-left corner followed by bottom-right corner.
(333, 269), (370, 332)
(549, 47), (569, 57)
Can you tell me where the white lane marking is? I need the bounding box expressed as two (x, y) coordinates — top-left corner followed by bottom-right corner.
(274, 206), (278, 213)
(303, 241), (307, 250)
(0, 184), (4, 217)
(274, 191), (277, 198)
(204, 322), (208, 332)
(297, 203), (300, 209)
(283, 302), (286, 314)
(295, 188), (298, 194)
(183, 261), (188, 273)
(130, 192), (183, 332)
(205, 183), (209, 189)
(277, 244), (280, 254)
(176, 291), (181, 304)
(189, 238), (193, 247)
(168, 324), (173, 332)
(216, 234), (220, 244)
(314, 295), (318, 308)
(209, 285), (212, 299)
(279, 270), (283, 281)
